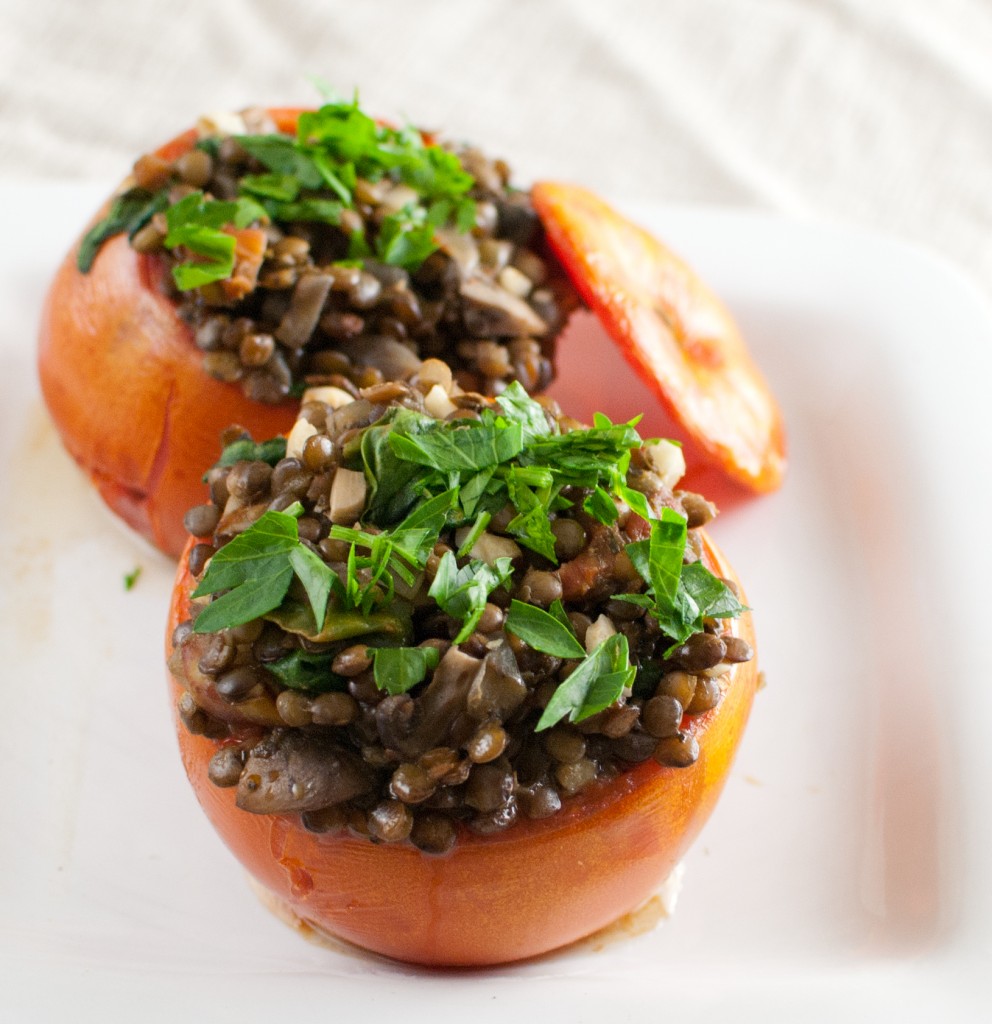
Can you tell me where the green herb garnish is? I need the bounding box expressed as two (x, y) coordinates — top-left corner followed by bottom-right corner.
(191, 385), (745, 725)
(505, 599), (586, 660)
(123, 566), (142, 591)
(213, 436), (288, 470)
(617, 513), (747, 650)
(536, 633), (636, 731)
(77, 188), (168, 272)
(163, 191), (268, 290)
(428, 553), (514, 643)
(191, 506), (305, 633)
(370, 646), (441, 695)
(80, 94), (480, 283)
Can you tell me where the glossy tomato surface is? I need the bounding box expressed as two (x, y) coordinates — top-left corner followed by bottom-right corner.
(167, 531), (758, 967)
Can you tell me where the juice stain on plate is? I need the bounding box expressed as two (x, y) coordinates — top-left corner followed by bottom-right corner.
(573, 862), (685, 954)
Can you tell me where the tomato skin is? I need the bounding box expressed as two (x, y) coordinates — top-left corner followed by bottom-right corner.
(532, 181), (787, 497)
(167, 531), (758, 967)
(37, 110), (306, 557)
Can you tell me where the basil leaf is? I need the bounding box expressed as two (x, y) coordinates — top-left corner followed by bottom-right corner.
(371, 645), (441, 696)
(505, 600), (585, 659)
(536, 634), (635, 730)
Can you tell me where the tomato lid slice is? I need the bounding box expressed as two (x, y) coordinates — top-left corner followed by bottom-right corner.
(532, 182), (786, 494)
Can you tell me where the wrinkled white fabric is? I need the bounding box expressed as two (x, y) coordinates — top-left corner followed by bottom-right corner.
(2, 0), (991, 292)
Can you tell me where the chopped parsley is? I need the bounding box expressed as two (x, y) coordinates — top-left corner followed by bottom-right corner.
(536, 633), (637, 731)
(78, 94), (479, 284)
(505, 599), (585, 660)
(123, 566), (142, 591)
(190, 385), (745, 711)
(428, 552), (514, 643)
(370, 646), (441, 696)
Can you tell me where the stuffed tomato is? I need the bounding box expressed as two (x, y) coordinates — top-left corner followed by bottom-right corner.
(40, 102), (576, 555)
(40, 97), (785, 558)
(166, 377), (758, 966)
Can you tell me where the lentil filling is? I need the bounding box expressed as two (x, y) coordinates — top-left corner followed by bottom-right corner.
(168, 377), (753, 853)
(80, 101), (578, 403)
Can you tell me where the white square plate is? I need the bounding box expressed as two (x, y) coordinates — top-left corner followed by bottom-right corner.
(2, 186), (990, 1021)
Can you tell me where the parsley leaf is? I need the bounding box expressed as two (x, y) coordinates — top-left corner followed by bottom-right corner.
(428, 552), (514, 643)
(495, 382), (553, 442)
(236, 135), (326, 188)
(625, 508), (687, 606)
(389, 416), (524, 472)
(503, 468), (559, 561)
(360, 412), (433, 524)
(536, 634), (636, 731)
(375, 204), (439, 270)
(505, 600), (586, 659)
(371, 645), (441, 695)
(288, 543), (340, 629)
(680, 562), (747, 620)
(621, 511), (747, 648)
(163, 191), (267, 290)
(191, 509), (301, 633)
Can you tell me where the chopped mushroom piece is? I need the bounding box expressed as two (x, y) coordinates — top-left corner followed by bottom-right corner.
(460, 277), (549, 337)
(329, 468), (368, 525)
(237, 731), (373, 813)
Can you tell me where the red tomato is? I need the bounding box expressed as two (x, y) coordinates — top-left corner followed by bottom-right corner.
(532, 181), (787, 496)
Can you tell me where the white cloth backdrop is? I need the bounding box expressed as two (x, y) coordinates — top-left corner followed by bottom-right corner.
(2, 0), (991, 294)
